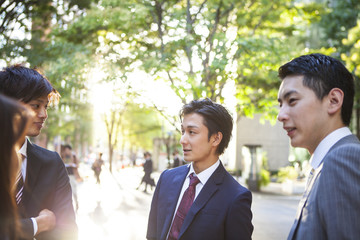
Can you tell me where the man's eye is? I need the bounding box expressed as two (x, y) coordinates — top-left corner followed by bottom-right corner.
(31, 104), (40, 109)
(289, 98), (297, 104)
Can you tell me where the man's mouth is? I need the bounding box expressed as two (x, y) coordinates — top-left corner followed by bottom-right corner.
(34, 122), (44, 129)
(284, 127), (296, 136)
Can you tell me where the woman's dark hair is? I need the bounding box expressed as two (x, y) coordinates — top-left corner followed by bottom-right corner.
(278, 53), (354, 126)
(0, 64), (60, 105)
(0, 94), (30, 239)
(180, 98), (233, 155)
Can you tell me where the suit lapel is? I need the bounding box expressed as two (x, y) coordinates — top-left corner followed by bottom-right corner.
(178, 163), (225, 239)
(160, 166), (190, 240)
(288, 163), (324, 239)
(23, 140), (42, 204)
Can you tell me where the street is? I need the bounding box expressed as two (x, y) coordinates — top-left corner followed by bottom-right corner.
(75, 165), (300, 240)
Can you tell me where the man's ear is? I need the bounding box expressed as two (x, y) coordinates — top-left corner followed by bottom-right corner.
(212, 132), (223, 147)
(327, 88), (344, 115)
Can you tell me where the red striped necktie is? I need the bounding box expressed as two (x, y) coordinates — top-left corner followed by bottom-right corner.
(168, 173), (200, 240)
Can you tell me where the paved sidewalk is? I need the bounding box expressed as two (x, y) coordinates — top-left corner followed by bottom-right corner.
(75, 166), (301, 240)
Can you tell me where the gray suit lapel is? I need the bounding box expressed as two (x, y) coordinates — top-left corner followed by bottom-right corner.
(178, 163), (225, 239)
(288, 163), (323, 240)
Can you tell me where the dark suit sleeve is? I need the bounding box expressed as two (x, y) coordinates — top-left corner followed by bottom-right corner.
(317, 144), (360, 239)
(146, 170), (165, 240)
(225, 190), (253, 240)
(36, 153), (78, 240)
(18, 218), (35, 239)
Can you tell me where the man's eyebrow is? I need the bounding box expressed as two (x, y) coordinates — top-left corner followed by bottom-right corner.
(182, 124), (199, 129)
(33, 98), (49, 104)
(278, 90), (297, 102)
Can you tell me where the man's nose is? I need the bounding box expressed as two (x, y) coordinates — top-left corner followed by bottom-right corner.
(180, 134), (187, 145)
(277, 106), (288, 122)
(38, 107), (47, 119)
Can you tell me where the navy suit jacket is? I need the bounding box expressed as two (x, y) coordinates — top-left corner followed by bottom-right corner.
(19, 140), (77, 240)
(147, 162), (253, 240)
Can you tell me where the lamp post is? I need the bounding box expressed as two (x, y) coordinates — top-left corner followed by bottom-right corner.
(245, 144), (261, 192)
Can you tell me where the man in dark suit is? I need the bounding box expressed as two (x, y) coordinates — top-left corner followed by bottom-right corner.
(0, 65), (78, 239)
(277, 53), (360, 239)
(147, 98), (253, 240)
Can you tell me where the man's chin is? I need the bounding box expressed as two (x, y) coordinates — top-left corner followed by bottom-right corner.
(27, 130), (41, 137)
(183, 158), (192, 162)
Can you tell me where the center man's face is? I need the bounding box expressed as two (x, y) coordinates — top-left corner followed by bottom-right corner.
(24, 95), (49, 137)
(180, 113), (214, 164)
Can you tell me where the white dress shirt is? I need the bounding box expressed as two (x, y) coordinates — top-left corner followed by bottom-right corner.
(18, 139), (38, 236)
(310, 127), (352, 170)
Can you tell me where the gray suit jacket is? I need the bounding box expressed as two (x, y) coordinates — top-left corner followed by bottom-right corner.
(288, 134), (360, 240)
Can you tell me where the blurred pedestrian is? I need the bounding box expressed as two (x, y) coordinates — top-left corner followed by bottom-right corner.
(0, 64), (77, 239)
(137, 152), (156, 193)
(147, 98), (253, 240)
(92, 153), (104, 184)
(172, 150), (180, 168)
(61, 144), (80, 211)
(277, 53), (360, 239)
(130, 152), (137, 167)
(0, 94), (31, 240)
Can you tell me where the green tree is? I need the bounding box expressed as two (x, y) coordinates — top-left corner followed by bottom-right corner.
(317, 0), (360, 53)
(123, 102), (163, 151)
(0, 0), (97, 151)
(342, 20), (360, 138)
(65, 0), (322, 124)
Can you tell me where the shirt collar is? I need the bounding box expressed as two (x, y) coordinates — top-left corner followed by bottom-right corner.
(310, 127), (352, 169)
(187, 160), (220, 185)
(19, 138), (28, 158)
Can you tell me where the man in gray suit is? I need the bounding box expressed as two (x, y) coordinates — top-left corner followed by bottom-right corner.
(277, 53), (360, 240)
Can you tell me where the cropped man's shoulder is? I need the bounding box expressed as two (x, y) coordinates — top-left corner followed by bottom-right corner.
(334, 134), (360, 148)
(163, 164), (189, 175)
(27, 140), (62, 163)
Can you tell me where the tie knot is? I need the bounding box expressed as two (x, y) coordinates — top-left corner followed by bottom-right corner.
(189, 173), (200, 186)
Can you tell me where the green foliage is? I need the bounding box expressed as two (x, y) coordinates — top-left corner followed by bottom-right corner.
(3, 0), (360, 154)
(342, 20), (360, 137)
(342, 21), (360, 77)
(276, 166), (298, 183)
(123, 102), (163, 150)
(259, 151), (270, 187)
(317, 0), (360, 52)
(69, 0), (320, 126)
(259, 168), (271, 187)
(39, 37), (94, 147)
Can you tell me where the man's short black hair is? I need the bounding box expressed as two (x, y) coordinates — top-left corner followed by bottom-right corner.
(63, 144), (72, 150)
(278, 53), (354, 126)
(0, 64), (59, 104)
(180, 98), (233, 155)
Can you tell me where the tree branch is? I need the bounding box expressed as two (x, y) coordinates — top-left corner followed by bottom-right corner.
(202, 0), (223, 87)
(251, 4), (274, 35)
